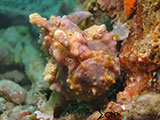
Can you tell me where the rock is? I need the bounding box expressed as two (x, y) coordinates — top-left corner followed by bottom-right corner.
(0, 80), (26, 104)
(0, 70), (25, 83)
(127, 92), (160, 120)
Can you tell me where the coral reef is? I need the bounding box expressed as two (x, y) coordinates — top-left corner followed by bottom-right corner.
(1, 0), (160, 120)
(97, 0), (124, 20)
(118, 0), (160, 107)
(119, 0), (160, 72)
(77, 0), (113, 32)
(77, 0), (105, 29)
(90, 0), (160, 119)
(84, 0), (160, 120)
(29, 12), (120, 101)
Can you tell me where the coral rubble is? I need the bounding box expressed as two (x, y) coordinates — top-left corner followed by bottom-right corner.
(0, 97), (14, 114)
(29, 12), (120, 101)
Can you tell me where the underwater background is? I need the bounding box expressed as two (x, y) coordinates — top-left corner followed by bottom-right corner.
(1, 0), (160, 120)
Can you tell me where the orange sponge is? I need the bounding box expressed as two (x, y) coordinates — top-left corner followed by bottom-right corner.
(124, 0), (137, 17)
